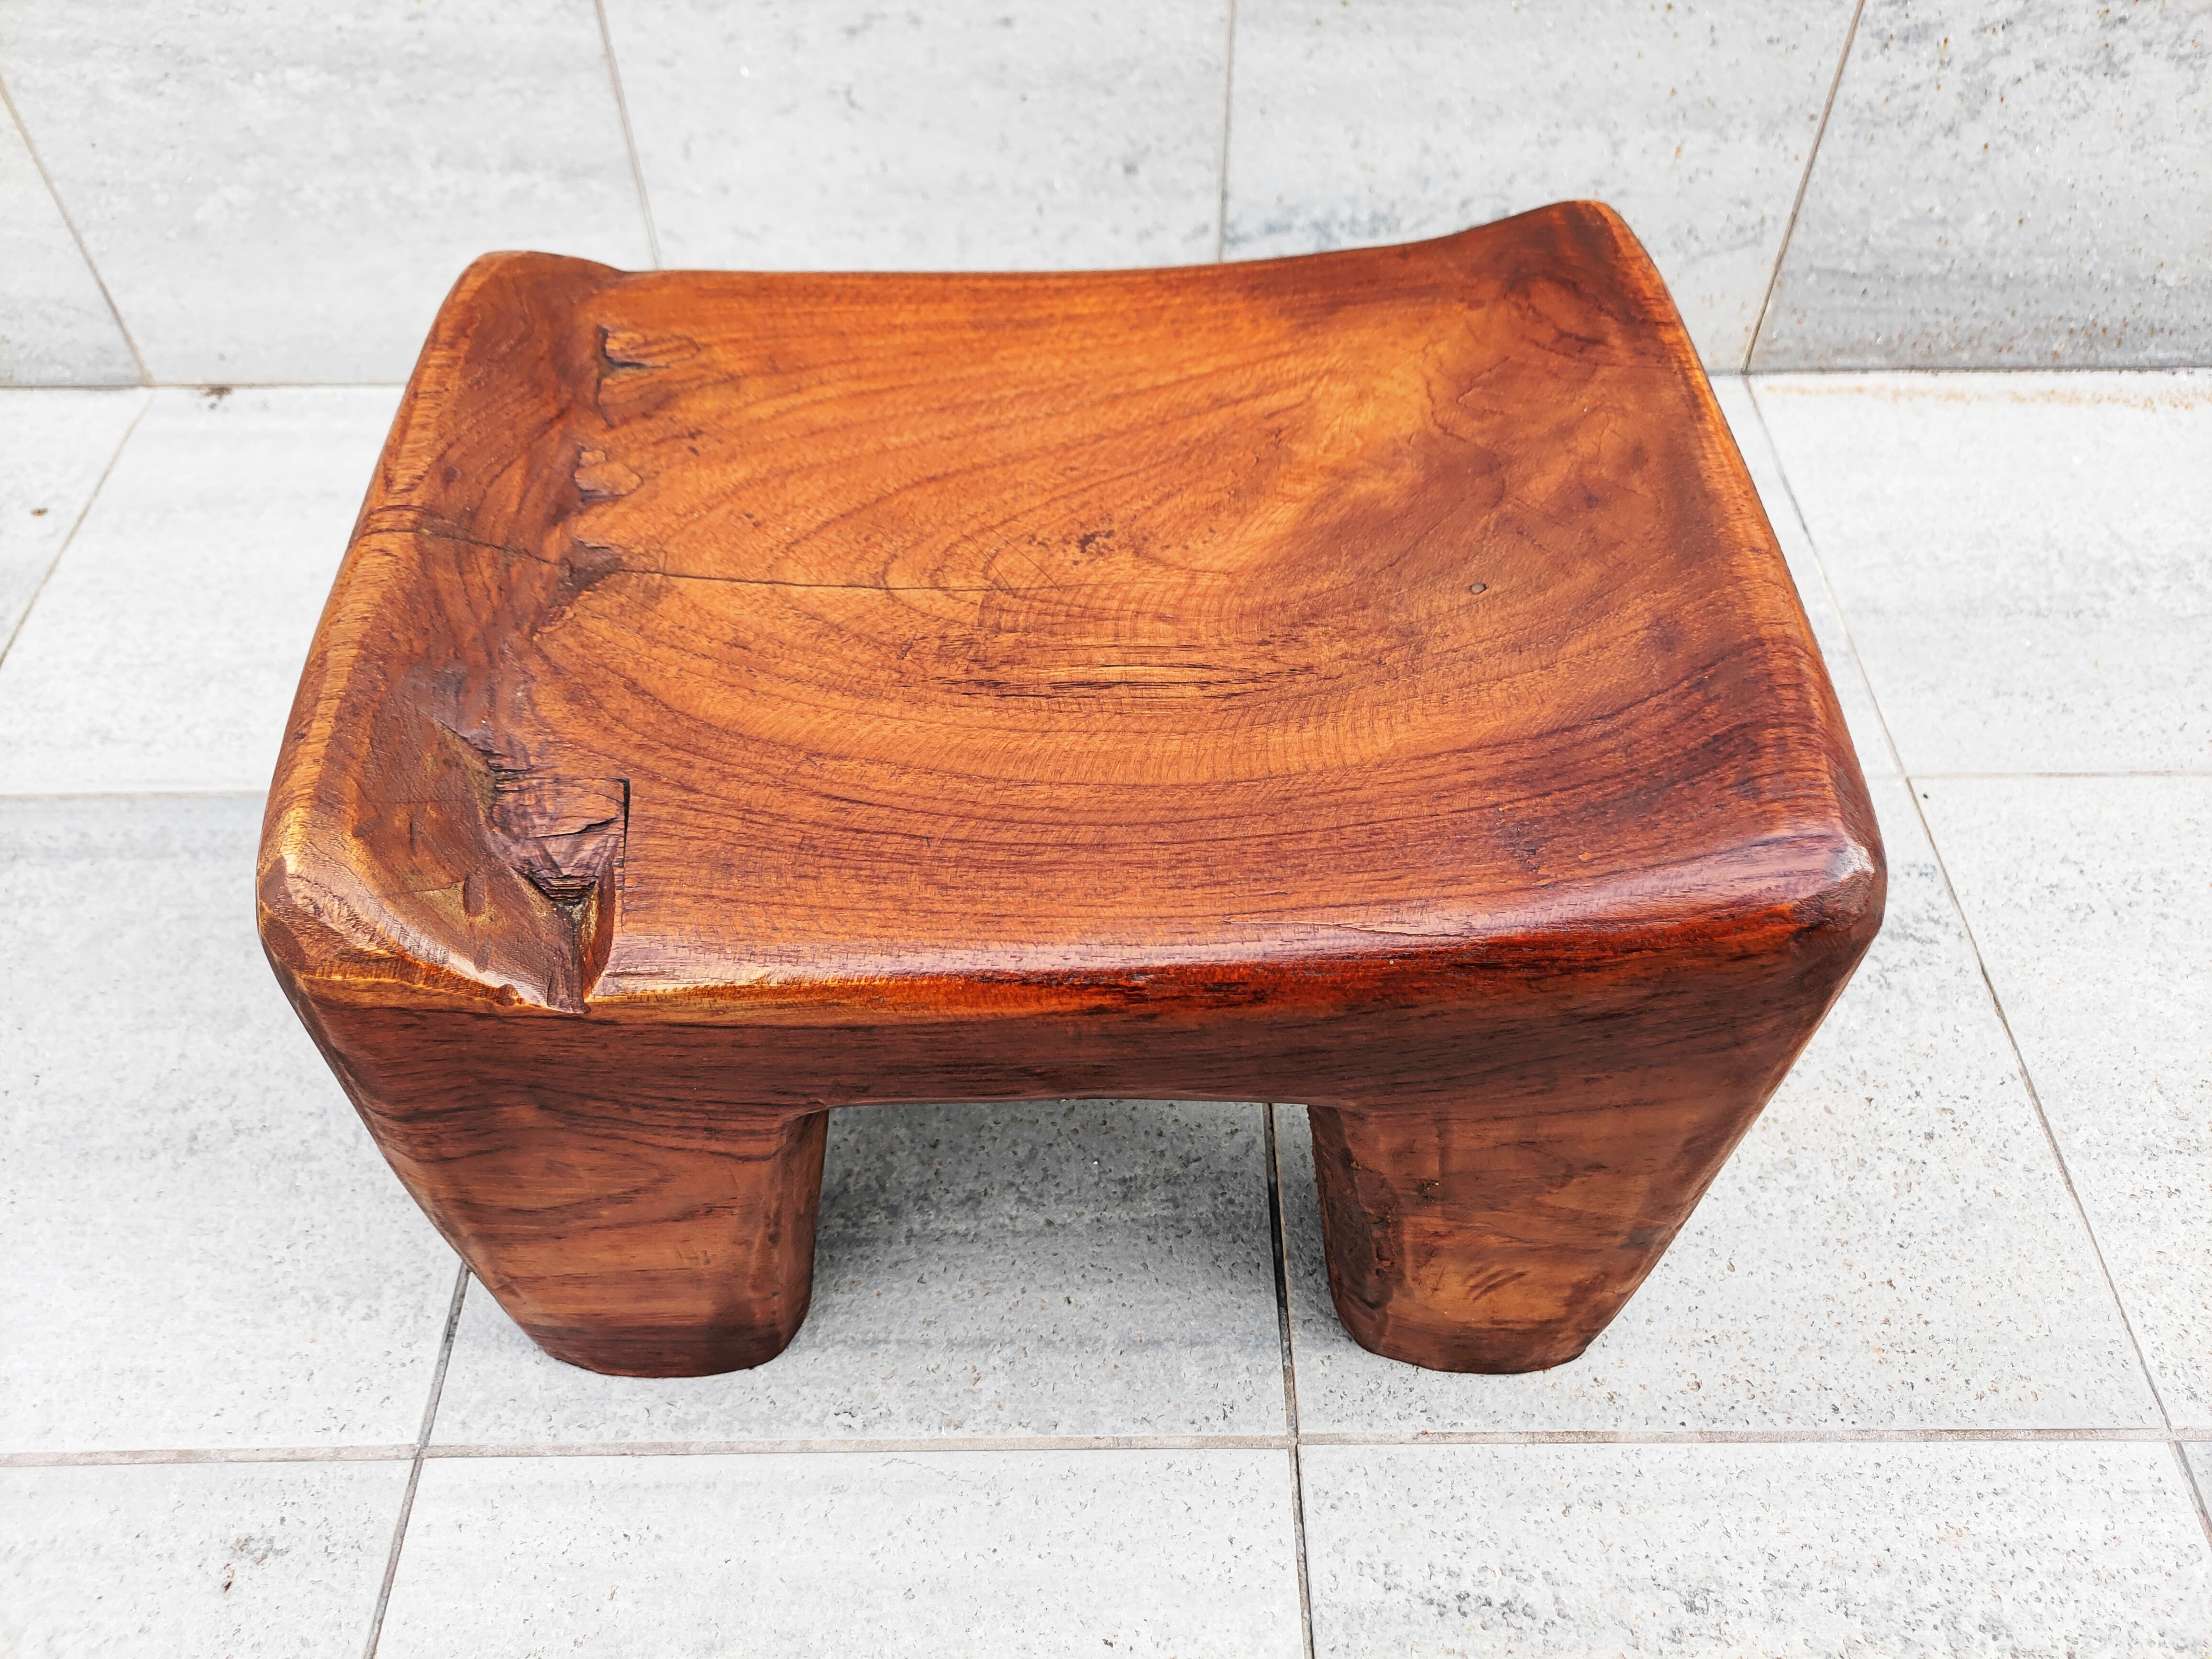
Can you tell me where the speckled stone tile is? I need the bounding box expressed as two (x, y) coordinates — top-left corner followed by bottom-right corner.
(0, 389), (143, 644)
(1707, 376), (1894, 776)
(0, 797), (455, 1452)
(1920, 777), (2212, 1431)
(1756, 0), (2212, 368)
(0, 0), (649, 382)
(608, 0), (1228, 271)
(1279, 777), (2157, 1434)
(435, 1098), (1286, 1445)
(1752, 372), (2212, 775)
(1224, 0), (1857, 366)
(1301, 1441), (2212, 1656)
(380, 1450), (1304, 1656)
(0, 1460), (405, 1659)
(0, 386), (397, 795)
(0, 113), (137, 386)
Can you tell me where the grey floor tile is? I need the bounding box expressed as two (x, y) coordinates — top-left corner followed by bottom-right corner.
(0, 1460), (406, 1659)
(2, 0), (648, 382)
(1280, 777), (2157, 1434)
(436, 1099), (1286, 1445)
(610, 0), (1228, 271)
(0, 386), (397, 795)
(1755, 1), (2212, 369)
(1751, 372), (2212, 775)
(1301, 1440), (2212, 1657)
(0, 797), (456, 1452)
(1224, 0), (1855, 366)
(1919, 777), (2212, 1430)
(0, 115), (138, 386)
(0, 388), (143, 643)
(1708, 376), (1895, 776)
(381, 1449), (1304, 1656)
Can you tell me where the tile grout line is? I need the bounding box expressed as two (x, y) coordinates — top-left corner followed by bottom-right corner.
(1212, 0), (1239, 264)
(592, 0), (663, 270)
(1894, 789), (2210, 1528)
(0, 74), (152, 387)
(1742, 381), (2212, 1551)
(1895, 770), (2212, 781)
(0, 788), (270, 803)
(2174, 1442), (2212, 1561)
(361, 1263), (469, 1659)
(420, 1434), (1302, 1457)
(1743, 361), (2212, 378)
(0, 389), (151, 675)
(1901, 809), (2212, 1542)
(1296, 1428), (2197, 1447)
(1264, 1106), (1318, 1659)
(9, 1426), (2199, 1471)
(1742, 0), (1865, 373)
(2, 1447), (419, 1469)
(5, 382), (408, 391)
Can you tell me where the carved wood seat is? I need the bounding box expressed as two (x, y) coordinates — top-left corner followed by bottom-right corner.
(259, 201), (1882, 1378)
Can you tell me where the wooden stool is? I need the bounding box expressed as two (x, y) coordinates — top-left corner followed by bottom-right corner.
(259, 202), (1881, 1378)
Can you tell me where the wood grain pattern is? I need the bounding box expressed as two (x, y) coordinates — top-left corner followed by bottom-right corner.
(259, 201), (1882, 1376)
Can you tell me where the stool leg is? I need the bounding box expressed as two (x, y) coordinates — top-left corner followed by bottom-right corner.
(1306, 1094), (1756, 1372)
(386, 1098), (830, 1378)
(287, 991), (834, 1378)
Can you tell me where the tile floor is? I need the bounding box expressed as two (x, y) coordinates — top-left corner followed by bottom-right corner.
(2, 372), (2207, 1655)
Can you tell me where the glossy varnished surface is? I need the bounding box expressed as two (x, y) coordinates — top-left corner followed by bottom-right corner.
(260, 202), (1882, 1375)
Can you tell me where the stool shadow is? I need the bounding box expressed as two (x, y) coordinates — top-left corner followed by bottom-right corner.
(802, 1097), (1282, 1372)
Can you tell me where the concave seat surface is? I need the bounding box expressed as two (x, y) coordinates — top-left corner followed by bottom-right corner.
(260, 201), (1882, 1378)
